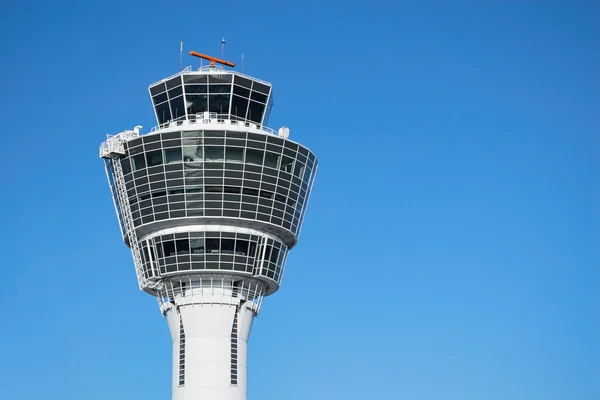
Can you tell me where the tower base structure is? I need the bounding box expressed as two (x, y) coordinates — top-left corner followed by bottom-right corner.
(161, 278), (260, 400)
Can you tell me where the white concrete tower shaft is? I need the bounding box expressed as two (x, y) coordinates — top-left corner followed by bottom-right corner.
(163, 289), (256, 400)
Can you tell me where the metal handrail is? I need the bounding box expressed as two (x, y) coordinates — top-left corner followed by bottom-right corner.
(149, 114), (279, 136)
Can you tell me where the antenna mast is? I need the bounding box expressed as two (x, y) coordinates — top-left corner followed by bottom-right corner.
(221, 38), (226, 60)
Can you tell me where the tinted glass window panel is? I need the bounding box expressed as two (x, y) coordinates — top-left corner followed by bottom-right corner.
(247, 101), (265, 123)
(208, 94), (230, 114)
(121, 158), (132, 175)
(293, 163), (304, 178)
(153, 92), (168, 104)
(184, 75), (207, 84)
(168, 86), (183, 98)
(205, 147), (224, 161)
(226, 147), (244, 162)
(133, 154), (146, 170)
(190, 238), (205, 254)
(252, 82), (270, 95)
(183, 145), (203, 162)
(246, 149), (264, 165)
(164, 147), (182, 164)
(163, 241), (176, 257)
(280, 156), (294, 173)
(146, 150), (163, 167)
(169, 96), (186, 120)
(206, 239), (220, 253)
(185, 84), (207, 94)
(264, 153), (279, 169)
(234, 75), (252, 88)
(250, 91), (268, 103)
(209, 74), (232, 84)
(269, 247), (280, 263)
(236, 240), (249, 256)
(208, 84), (232, 94)
(155, 102), (172, 124)
(233, 85), (250, 97)
(231, 95), (249, 119)
(187, 95), (208, 115)
(166, 77), (182, 89)
(150, 83), (166, 96)
(221, 239), (235, 254)
(176, 239), (189, 255)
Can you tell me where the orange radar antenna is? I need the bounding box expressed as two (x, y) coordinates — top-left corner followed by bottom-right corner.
(189, 51), (236, 68)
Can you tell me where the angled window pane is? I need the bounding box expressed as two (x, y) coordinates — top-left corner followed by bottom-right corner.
(250, 91), (268, 103)
(154, 102), (172, 124)
(233, 85), (250, 97)
(150, 82), (166, 96)
(247, 100), (265, 123)
(234, 75), (252, 88)
(231, 95), (249, 119)
(251, 81), (270, 95)
(169, 95), (186, 120)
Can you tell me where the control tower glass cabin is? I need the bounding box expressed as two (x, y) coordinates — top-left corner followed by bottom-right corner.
(100, 63), (318, 400)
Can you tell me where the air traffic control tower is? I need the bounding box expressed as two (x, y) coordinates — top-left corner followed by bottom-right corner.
(100, 51), (318, 400)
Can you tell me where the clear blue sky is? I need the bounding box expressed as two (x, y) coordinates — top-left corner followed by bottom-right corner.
(1, 1), (598, 399)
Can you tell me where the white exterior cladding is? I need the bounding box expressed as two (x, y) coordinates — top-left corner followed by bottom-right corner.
(100, 65), (318, 400)
(164, 289), (255, 400)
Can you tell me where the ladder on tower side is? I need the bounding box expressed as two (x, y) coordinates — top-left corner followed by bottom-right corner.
(101, 129), (161, 291)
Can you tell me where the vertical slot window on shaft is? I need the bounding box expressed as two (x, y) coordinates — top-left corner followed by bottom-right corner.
(231, 312), (238, 385)
(178, 314), (185, 386)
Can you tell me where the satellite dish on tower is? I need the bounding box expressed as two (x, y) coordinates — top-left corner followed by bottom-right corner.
(278, 126), (290, 139)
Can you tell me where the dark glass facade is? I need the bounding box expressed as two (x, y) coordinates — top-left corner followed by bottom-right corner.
(109, 128), (317, 290)
(149, 73), (273, 126)
(121, 130), (317, 245)
(139, 230), (287, 283)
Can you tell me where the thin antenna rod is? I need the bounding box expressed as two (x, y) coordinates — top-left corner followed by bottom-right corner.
(242, 54), (244, 73)
(180, 41), (183, 70)
(221, 38), (226, 60)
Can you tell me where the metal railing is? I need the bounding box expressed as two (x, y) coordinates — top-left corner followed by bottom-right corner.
(150, 113), (279, 136)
